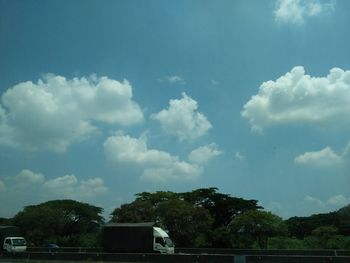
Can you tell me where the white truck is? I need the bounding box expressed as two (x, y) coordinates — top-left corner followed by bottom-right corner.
(0, 226), (27, 252)
(101, 222), (174, 254)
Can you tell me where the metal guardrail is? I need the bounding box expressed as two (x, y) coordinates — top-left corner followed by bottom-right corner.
(26, 247), (350, 256)
(1, 249), (350, 263)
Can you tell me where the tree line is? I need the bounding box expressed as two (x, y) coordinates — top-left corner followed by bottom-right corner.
(1, 188), (349, 249)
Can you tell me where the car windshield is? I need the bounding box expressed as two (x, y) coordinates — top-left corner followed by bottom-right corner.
(12, 239), (26, 246)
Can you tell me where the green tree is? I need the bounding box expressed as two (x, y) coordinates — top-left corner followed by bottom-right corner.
(309, 226), (339, 249)
(181, 188), (261, 247)
(110, 188), (262, 248)
(157, 199), (213, 247)
(286, 212), (339, 238)
(268, 236), (304, 249)
(229, 210), (287, 249)
(12, 200), (104, 246)
(337, 204), (350, 236)
(181, 188), (261, 227)
(110, 191), (178, 223)
(111, 200), (156, 223)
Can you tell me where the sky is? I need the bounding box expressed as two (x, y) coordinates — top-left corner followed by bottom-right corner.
(1, 0), (349, 220)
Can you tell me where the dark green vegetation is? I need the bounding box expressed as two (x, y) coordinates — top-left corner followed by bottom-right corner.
(1, 188), (350, 249)
(4, 200), (104, 247)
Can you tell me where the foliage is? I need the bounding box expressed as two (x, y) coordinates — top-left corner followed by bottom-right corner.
(229, 210), (287, 249)
(337, 204), (350, 236)
(268, 236), (304, 249)
(110, 188), (260, 247)
(4, 190), (350, 249)
(157, 199), (213, 247)
(12, 200), (104, 246)
(181, 187), (261, 227)
(286, 212), (340, 238)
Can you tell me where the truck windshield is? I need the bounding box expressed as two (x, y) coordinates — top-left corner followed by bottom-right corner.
(164, 237), (173, 247)
(12, 239), (26, 246)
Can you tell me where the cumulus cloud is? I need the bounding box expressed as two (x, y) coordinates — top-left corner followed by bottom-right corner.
(242, 66), (350, 132)
(274, 0), (335, 25)
(188, 143), (222, 164)
(44, 175), (108, 199)
(0, 170), (108, 217)
(304, 195), (325, 207)
(295, 141), (350, 168)
(9, 169), (108, 200)
(103, 133), (202, 182)
(0, 75), (143, 152)
(151, 93), (212, 141)
(304, 194), (349, 213)
(327, 194), (349, 207)
(295, 147), (343, 167)
(16, 169), (45, 183)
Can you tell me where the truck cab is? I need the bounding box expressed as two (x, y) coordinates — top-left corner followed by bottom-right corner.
(153, 227), (174, 254)
(3, 237), (27, 252)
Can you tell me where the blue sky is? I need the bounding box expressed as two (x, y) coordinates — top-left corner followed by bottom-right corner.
(1, 0), (349, 219)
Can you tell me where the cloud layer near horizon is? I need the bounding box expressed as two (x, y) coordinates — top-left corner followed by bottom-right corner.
(0, 169), (108, 201)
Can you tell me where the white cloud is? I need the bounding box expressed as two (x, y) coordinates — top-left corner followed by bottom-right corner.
(44, 174), (78, 197)
(159, 75), (185, 84)
(303, 194), (349, 214)
(327, 194), (349, 207)
(274, 0), (335, 25)
(294, 146), (342, 167)
(151, 93), (212, 141)
(44, 174), (108, 199)
(12, 169), (108, 200)
(304, 195), (324, 207)
(189, 143), (222, 164)
(167, 76), (184, 83)
(104, 133), (202, 182)
(16, 169), (45, 184)
(78, 178), (109, 198)
(0, 75), (143, 152)
(0, 170), (108, 217)
(242, 66), (350, 132)
(0, 169), (108, 217)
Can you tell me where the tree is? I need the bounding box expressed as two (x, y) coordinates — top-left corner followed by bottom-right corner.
(181, 188), (261, 247)
(286, 212), (339, 238)
(229, 210), (287, 249)
(337, 204), (350, 236)
(110, 200), (156, 223)
(110, 188), (262, 248)
(12, 200), (104, 246)
(110, 191), (178, 223)
(181, 188), (261, 227)
(309, 226), (339, 249)
(157, 199), (213, 247)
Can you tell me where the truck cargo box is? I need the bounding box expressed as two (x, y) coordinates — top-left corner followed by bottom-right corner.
(101, 223), (154, 253)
